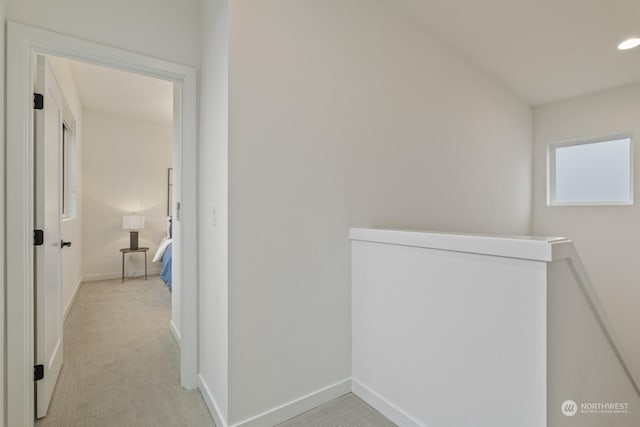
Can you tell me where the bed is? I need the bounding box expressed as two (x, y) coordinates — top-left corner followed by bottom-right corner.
(153, 217), (173, 290)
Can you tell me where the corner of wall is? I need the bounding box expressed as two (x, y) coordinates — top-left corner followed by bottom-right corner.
(198, 0), (230, 423)
(0, 2), (7, 425)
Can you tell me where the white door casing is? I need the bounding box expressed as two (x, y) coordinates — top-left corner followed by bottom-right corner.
(6, 22), (199, 427)
(34, 55), (65, 419)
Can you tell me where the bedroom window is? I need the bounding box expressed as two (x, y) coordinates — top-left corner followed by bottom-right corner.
(548, 135), (633, 206)
(61, 123), (77, 219)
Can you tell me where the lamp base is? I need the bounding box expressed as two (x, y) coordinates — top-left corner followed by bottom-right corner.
(129, 231), (139, 250)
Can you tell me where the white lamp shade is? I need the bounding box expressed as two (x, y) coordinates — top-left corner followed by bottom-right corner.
(122, 215), (145, 230)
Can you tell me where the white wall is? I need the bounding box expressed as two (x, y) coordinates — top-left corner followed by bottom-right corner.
(0, 2), (6, 424)
(223, 0), (532, 423)
(6, 0), (200, 67)
(548, 258), (640, 427)
(198, 0), (229, 425)
(82, 111), (172, 280)
(532, 82), (640, 386)
(351, 231), (547, 427)
(47, 56), (84, 318)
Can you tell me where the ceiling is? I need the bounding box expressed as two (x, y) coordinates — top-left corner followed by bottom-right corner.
(66, 59), (173, 125)
(384, 0), (640, 106)
(63, 1), (639, 111)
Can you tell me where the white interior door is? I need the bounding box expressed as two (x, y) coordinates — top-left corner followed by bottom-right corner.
(34, 54), (64, 419)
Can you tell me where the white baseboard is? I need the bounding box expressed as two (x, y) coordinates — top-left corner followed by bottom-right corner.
(233, 378), (352, 427)
(197, 376), (352, 427)
(83, 272), (121, 282)
(198, 374), (228, 427)
(352, 378), (422, 427)
(63, 278), (83, 323)
(83, 269), (161, 282)
(170, 320), (181, 346)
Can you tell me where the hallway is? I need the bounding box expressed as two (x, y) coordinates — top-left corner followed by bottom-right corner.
(36, 277), (213, 427)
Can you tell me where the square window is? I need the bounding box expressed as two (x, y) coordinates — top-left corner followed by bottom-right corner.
(548, 135), (633, 206)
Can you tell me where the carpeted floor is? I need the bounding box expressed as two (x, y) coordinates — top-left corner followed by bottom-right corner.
(36, 277), (214, 427)
(37, 276), (394, 427)
(278, 394), (396, 427)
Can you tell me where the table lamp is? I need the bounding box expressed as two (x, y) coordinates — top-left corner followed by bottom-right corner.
(122, 215), (145, 250)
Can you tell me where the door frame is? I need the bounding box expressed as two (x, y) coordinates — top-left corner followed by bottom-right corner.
(6, 22), (199, 426)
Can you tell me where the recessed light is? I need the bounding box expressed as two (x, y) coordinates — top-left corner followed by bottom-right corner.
(618, 38), (640, 50)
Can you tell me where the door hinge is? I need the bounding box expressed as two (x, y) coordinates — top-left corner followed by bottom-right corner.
(34, 229), (44, 246)
(34, 93), (44, 110)
(34, 364), (44, 381)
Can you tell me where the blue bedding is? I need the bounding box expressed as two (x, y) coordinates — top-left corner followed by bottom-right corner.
(160, 242), (172, 289)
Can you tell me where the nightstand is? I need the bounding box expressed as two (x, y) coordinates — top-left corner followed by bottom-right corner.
(119, 247), (149, 282)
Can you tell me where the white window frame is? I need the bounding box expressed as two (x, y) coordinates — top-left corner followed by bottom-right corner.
(547, 134), (634, 206)
(61, 119), (77, 220)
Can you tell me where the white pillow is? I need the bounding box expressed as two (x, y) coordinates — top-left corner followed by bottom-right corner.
(153, 237), (172, 263)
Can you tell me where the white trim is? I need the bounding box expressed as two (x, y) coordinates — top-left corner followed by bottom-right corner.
(60, 86), (78, 221)
(352, 379), (423, 427)
(7, 21), (38, 425)
(170, 320), (182, 346)
(547, 133), (634, 206)
(232, 379), (351, 427)
(63, 279), (83, 323)
(548, 201), (634, 207)
(198, 374), (228, 427)
(349, 228), (569, 262)
(197, 376), (352, 427)
(82, 269), (162, 283)
(551, 242), (640, 397)
(174, 52), (199, 391)
(0, 10), (6, 427)
(6, 22), (199, 427)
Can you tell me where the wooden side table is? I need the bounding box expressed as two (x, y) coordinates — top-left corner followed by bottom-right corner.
(120, 247), (149, 282)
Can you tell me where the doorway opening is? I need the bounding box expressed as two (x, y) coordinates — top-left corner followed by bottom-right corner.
(6, 22), (198, 427)
(33, 53), (185, 421)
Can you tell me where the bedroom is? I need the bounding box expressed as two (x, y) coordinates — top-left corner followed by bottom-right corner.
(36, 54), (182, 422)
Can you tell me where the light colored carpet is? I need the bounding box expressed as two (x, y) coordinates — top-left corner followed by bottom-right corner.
(278, 394), (396, 427)
(38, 277), (393, 427)
(36, 277), (214, 427)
